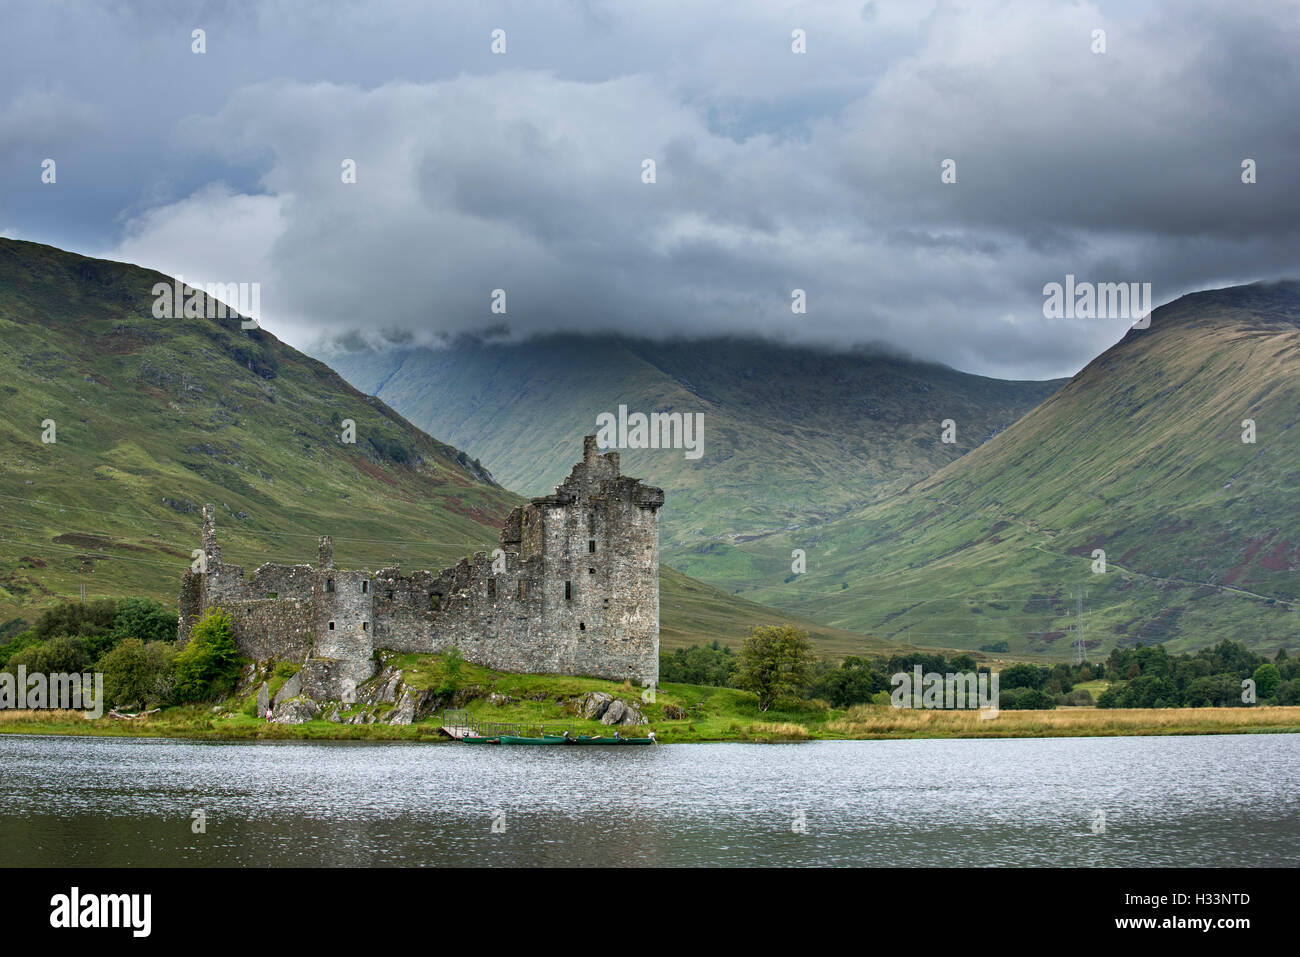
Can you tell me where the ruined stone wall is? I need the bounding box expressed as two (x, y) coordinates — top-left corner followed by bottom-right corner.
(249, 563), (314, 601)
(370, 568), (440, 647)
(396, 437), (662, 684)
(221, 598), (313, 661)
(182, 437), (663, 691)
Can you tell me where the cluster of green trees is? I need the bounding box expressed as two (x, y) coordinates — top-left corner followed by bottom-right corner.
(662, 633), (1296, 712)
(660, 629), (1095, 711)
(660, 640), (739, 687)
(806, 650), (1100, 710)
(0, 599), (241, 711)
(1096, 641), (1296, 708)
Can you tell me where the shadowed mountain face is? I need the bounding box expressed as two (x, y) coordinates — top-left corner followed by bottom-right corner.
(731, 283), (1300, 655)
(0, 239), (894, 656)
(324, 333), (1064, 570)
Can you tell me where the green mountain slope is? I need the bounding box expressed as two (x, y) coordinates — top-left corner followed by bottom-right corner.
(739, 283), (1300, 656)
(0, 239), (893, 656)
(325, 334), (1063, 587)
(0, 238), (516, 614)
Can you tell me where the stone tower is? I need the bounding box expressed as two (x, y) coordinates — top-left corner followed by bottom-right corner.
(517, 434), (664, 683)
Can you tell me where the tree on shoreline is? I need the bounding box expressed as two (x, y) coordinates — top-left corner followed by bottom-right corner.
(735, 625), (816, 712)
(173, 609), (240, 703)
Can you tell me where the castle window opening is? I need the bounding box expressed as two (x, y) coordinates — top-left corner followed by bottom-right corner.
(487, 579), (496, 599)
(588, 540), (596, 553)
(588, 567), (595, 575)
(564, 581), (572, 600)
(325, 578), (335, 593)
(362, 621), (369, 631)
(362, 580), (368, 594)
(328, 620), (335, 631)
(579, 622), (586, 631)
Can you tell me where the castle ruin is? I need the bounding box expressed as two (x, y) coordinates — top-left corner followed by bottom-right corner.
(178, 436), (664, 700)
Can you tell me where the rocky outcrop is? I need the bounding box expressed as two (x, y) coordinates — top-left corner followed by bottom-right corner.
(601, 699), (629, 725)
(273, 696), (319, 724)
(358, 665), (404, 705)
(576, 691), (614, 720)
(600, 699), (647, 726)
(568, 691), (646, 725)
(336, 661), (450, 725)
(383, 686), (443, 725)
(244, 650), (651, 731)
(273, 671), (302, 707)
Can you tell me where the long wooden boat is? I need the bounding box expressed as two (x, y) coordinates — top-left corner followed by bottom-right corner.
(488, 733), (656, 746)
(461, 735), (501, 744)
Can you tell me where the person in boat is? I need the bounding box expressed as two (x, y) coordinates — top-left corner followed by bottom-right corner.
(648, 731), (656, 744)
(613, 730), (621, 740)
(563, 730), (576, 744)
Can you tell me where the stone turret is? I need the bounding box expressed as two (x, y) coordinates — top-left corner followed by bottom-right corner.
(201, 504), (221, 566)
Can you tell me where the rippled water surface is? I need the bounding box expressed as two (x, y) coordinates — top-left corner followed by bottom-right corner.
(1, 733), (1296, 866)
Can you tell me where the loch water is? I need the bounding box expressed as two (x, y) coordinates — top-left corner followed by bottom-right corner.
(1, 733), (1296, 867)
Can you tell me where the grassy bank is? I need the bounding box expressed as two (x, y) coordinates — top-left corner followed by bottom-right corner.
(3, 705), (1296, 743)
(2, 653), (1298, 745)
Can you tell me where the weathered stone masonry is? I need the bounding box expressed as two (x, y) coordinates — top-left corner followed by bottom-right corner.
(178, 437), (664, 700)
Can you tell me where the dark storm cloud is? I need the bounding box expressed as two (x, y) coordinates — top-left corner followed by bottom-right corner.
(0, 0), (1297, 379)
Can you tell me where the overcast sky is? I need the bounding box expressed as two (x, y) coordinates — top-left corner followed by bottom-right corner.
(1, 0), (1297, 379)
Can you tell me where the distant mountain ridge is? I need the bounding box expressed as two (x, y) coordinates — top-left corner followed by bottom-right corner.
(324, 333), (1065, 571)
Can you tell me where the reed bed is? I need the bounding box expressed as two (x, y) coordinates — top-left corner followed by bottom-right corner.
(825, 705), (1300, 738)
(0, 709), (86, 723)
(746, 721), (811, 740)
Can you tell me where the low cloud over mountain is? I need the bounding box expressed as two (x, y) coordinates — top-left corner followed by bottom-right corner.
(2, 1), (1298, 378)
